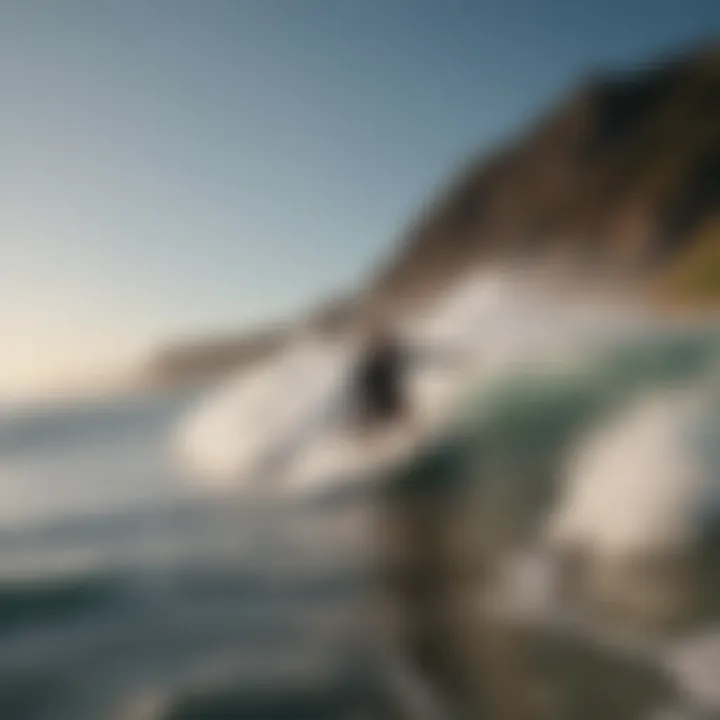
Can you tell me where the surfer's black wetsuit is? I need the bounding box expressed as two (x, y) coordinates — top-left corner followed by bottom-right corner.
(353, 336), (407, 425)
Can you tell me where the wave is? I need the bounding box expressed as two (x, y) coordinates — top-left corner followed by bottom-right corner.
(370, 324), (720, 715)
(153, 681), (366, 720)
(174, 271), (656, 496)
(174, 339), (352, 487)
(0, 573), (120, 631)
(548, 380), (720, 561)
(0, 387), (195, 461)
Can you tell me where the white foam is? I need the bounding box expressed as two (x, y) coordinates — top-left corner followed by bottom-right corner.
(548, 384), (720, 560)
(665, 630), (720, 710)
(174, 339), (350, 487)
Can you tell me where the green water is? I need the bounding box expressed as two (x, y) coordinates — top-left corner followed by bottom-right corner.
(378, 326), (720, 719)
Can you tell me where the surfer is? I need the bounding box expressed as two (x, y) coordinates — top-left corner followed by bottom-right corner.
(352, 320), (409, 429)
(350, 315), (470, 433)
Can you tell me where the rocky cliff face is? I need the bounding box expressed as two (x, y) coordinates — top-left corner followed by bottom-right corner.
(374, 42), (720, 305)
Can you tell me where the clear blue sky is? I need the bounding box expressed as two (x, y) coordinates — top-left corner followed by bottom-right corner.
(2, 0), (719, 394)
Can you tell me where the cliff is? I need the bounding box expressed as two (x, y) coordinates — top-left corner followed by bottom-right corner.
(374, 42), (720, 305)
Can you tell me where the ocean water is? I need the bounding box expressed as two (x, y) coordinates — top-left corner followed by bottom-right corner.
(0, 387), (381, 720)
(375, 324), (720, 720)
(2, 274), (719, 720)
